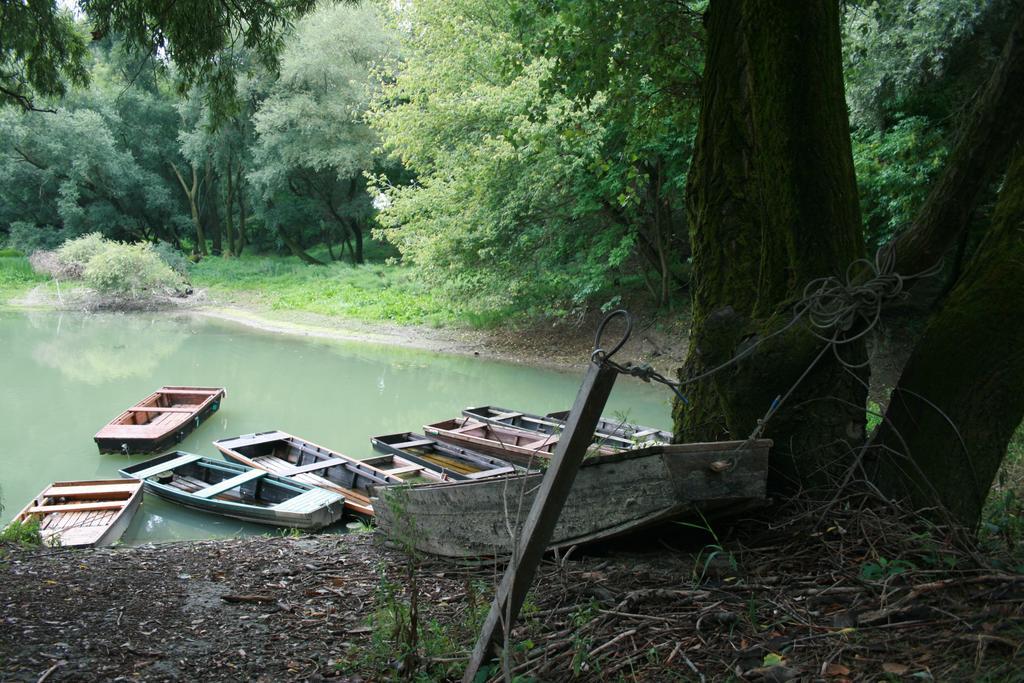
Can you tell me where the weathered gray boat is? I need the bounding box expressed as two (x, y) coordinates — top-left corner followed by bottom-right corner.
(119, 451), (345, 529)
(371, 432), (523, 480)
(371, 439), (771, 558)
(215, 430), (455, 517)
(463, 405), (671, 449)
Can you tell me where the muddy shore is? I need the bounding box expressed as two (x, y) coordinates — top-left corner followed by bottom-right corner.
(3, 506), (1021, 682)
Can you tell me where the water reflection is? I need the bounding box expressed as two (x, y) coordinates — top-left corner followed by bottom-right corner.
(30, 312), (188, 384)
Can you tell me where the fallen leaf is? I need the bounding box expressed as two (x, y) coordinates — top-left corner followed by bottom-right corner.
(825, 663), (851, 676)
(883, 662), (909, 675)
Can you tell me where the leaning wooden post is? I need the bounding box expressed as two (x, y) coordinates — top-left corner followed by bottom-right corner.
(463, 313), (628, 682)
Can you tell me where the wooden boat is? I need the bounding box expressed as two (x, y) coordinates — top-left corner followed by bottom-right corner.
(372, 439), (772, 558)
(544, 409), (672, 445)
(119, 451), (345, 530)
(463, 405), (671, 449)
(8, 479), (143, 548)
(371, 432), (523, 480)
(422, 417), (619, 467)
(214, 430), (458, 517)
(95, 386), (226, 454)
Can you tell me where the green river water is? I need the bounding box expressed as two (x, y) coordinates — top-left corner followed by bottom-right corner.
(0, 310), (672, 544)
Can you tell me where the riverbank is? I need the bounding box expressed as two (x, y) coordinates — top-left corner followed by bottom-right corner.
(2, 502), (1021, 682)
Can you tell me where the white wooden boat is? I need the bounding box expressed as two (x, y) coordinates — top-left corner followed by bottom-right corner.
(9, 479), (143, 547)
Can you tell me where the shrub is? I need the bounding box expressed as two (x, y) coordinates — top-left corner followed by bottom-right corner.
(0, 518), (43, 547)
(83, 241), (185, 301)
(56, 232), (109, 278)
(7, 221), (74, 253)
(152, 241), (191, 280)
(0, 247), (23, 257)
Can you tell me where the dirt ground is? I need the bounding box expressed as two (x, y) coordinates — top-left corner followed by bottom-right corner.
(2, 501), (1021, 682)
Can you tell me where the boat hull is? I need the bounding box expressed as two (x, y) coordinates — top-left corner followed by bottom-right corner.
(10, 479), (144, 548)
(95, 386), (226, 454)
(372, 440), (770, 558)
(119, 451), (345, 530)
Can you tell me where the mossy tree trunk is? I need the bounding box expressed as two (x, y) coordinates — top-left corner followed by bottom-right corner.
(674, 0), (867, 491)
(870, 142), (1024, 526)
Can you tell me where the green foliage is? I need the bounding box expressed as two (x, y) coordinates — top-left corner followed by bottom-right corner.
(859, 556), (917, 581)
(82, 240), (185, 300)
(1, 0), (316, 114)
(0, 248), (23, 257)
(56, 232), (110, 275)
(249, 1), (395, 264)
(370, 0), (696, 315)
(152, 241), (191, 280)
(191, 255), (455, 325)
(0, 518), (43, 547)
(853, 117), (949, 248)
(0, 256), (47, 299)
(980, 422), (1024, 564)
(0, 3), (88, 109)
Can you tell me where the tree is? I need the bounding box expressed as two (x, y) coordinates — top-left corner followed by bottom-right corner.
(371, 0), (696, 312)
(1, 0), (316, 114)
(249, 1), (394, 265)
(674, 0), (1024, 526)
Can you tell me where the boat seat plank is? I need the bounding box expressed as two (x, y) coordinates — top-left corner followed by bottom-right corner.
(156, 389), (221, 395)
(491, 411), (523, 420)
(274, 489), (342, 513)
(194, 470), (266, 499)
(464, 466), (516, 479)
(282, 457), (348, 476)
(29, 501), (127, 514)
(44, 483), (140, 497)
(130, 453), (204, 480)
(382, 465), (424, 476)
(392, 439), (434, 449)
(523, 436), (558, 450)
(128, 407), (196, 413)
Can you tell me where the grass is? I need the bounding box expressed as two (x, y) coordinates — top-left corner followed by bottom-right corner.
(0, 256), (47, 301)
(980, 422), (1024, 566)
(190, 254), (463, 327)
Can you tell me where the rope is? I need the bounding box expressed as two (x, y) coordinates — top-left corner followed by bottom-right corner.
(589, 248), (942, 426)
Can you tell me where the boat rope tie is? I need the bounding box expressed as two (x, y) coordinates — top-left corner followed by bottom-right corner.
(591, 309), (689, 405)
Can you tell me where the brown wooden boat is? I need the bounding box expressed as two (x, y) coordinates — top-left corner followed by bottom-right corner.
(371, 432), (523, 480)
(214, 430), (459, 517)
(462, 405), (669, 449)
(95, 386), (226, 454)
(422, 417), (619, 467)
(8, 479), (143, 547)
(372, 439), (772, 558)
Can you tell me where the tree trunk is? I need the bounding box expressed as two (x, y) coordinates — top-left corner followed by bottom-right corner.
(224, 156), (236, 258)
(886, 8), (1024, 278)
(204, 160), (222, 256)
(236, 165), (247, 256)
(870, 141), (1024, 527)
(170, 161), (207, 257)
(674, 0), (866, 491)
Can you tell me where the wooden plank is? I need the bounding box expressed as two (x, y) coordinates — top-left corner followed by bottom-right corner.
(194, 469), (267, 499)
(29, 501), (127, 514)
(381, 465), (424, 476)
(464, 361), (618, 682)
(392, 439), (434, 449)
(127, 407), (196, 413)
(44, 483), (140, 498)
(281, 457), (347, 476)
(129, 453), (204, 480)
(274, 488), (342, 513)
(463, 466), (516, 479)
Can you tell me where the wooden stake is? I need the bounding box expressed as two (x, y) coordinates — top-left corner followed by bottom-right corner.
(463, 360), (618, 682)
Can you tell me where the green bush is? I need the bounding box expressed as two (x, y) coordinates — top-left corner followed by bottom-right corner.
(0, 248), (23, 257)
(153, 241), (191, 280)
(56, 232), (109, 277)
(83, 241), (185, 300)
(0, 518), (43, 547)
